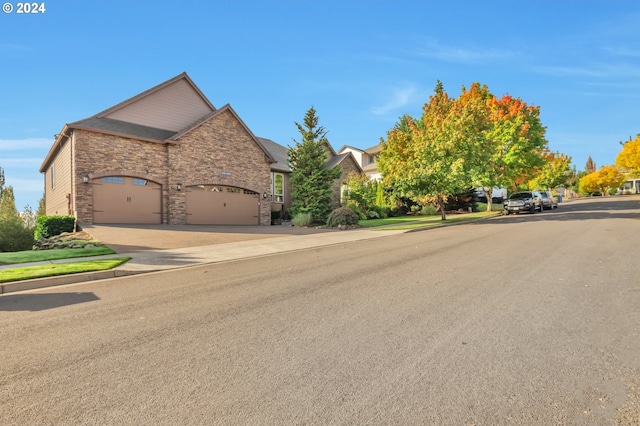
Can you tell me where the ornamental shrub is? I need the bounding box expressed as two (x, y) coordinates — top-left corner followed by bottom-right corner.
(326, 207), (359, 228)
(34, 215), (76, 240)
(292, 212), (313, 227)
(0, 216), (34, 252)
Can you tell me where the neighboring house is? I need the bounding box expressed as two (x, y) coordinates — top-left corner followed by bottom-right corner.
(39, 72), (359, 226)
(337, 144), (382, 180)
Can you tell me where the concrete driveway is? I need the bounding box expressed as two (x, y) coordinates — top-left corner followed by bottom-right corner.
(81, 223), (337, 253)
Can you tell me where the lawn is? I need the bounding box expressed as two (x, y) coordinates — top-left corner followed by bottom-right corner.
(361, 210), (501, 230)
(0, 246), (116, 265)
(0, 258), (131, 283)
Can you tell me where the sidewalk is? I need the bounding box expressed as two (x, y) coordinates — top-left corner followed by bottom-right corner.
(1, 228), (406, 294)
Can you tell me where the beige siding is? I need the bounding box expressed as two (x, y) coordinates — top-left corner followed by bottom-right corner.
(45, 138), (73, 216)
(104, 79), (214, 132)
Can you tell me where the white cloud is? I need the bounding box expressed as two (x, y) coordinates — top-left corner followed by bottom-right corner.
(0, 137), (51, 151)
(0, 157), (42, 167)
(534, 62), (640, 79)
(371, 85), (419, 116)
(604, 46), (640, 58)
(414, 38), (517, 64)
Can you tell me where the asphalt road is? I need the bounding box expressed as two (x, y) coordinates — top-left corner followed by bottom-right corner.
(1, 197), (639, 425)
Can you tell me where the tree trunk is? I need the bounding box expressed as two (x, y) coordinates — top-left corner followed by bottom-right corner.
(438, 196), (446, 221)
(483, 188), (493, 212)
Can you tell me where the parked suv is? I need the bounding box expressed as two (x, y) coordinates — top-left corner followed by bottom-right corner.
(503, 191), (542, 214)
(539, 190), (558, 210)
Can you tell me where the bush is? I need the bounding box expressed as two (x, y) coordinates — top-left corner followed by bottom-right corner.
(35, 215), (76, 240)
(421, 205), (437, 216)
(366, 210), (380, 219)
(292, 211), (313, 227)
(326, 207), (360, 228)
(0, 217), (34, 252)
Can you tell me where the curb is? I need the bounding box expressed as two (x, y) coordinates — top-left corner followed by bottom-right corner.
(0, 269), (149, 295)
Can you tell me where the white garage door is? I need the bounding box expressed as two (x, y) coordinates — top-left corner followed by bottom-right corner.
(185, 185), (259, 225)
(92, 177), (162, 224)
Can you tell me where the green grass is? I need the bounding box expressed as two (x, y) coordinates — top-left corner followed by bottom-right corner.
(0, 258), (131, 283)
(0, 246), (115, 265)
(362, 211), (501, 230)
(476, 202), (506, 212)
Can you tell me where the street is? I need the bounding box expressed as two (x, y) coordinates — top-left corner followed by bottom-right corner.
(1, 197), (639, 424)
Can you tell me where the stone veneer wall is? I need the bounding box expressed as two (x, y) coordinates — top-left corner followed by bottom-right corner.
(168, 109), (272, 225)
(73, 129), (169, 224)
(331, 156), (362, 209)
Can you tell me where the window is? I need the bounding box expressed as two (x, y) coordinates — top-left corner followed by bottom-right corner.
(341, 183), (349, 204)
(50, 165), (55, 189)
(133, 179), (148, 185)
(101, 177), (125, 184)
(272, 172), (284, 203)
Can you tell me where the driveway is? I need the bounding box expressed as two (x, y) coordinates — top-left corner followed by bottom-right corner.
(81, 223), (336, 254)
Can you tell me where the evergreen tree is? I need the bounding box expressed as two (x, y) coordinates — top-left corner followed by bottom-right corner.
(36, 193), (46, 217)
(585, 156), (596, 173)
(288, 106), (341, 224)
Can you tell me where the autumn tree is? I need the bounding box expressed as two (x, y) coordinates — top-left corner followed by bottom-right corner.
(528, 150), (572, 190)
(585, 156), (596, 174)
(378, 81), (474, 220)
(615, 134), (640, 175)
(578, 165), (626, 196)
(288, 106), (341, 224)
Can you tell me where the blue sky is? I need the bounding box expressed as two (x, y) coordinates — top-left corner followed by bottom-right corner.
(1, 0), (639, 211)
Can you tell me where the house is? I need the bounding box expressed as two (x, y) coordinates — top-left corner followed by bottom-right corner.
(337, 144), (382, 180)
(39, 72), (360, 226)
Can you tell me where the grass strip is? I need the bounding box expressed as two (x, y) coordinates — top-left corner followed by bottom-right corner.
(0, 247), (116, 265)
(371, 211), (501, 230)
(0, 258), (130, 283)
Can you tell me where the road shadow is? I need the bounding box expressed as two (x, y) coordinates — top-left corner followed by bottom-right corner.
(480, 197), (640, 225)
(0, 292), (100, 311)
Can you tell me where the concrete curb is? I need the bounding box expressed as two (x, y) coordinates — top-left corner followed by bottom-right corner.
(0, 269), (149, 294)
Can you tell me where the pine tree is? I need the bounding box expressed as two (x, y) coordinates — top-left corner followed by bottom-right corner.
(585, 156), (596, 173)
(288, 106), (341, 224)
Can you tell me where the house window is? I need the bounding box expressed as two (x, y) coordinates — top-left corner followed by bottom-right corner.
(133, 179), (148, 185)
(272, 172), (284, 203)
(50, 165), (55, 189)
(341, 183), (349, 204)
(101, 177), (125, 184)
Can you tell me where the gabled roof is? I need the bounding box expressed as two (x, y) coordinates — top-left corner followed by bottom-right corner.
(326, 152), (363, 173)
(337, 145), (365, 154)
(94, 72), (216, 131)
(258, 137), (291, 172)
(71, 117), (177, 142)
(171, 104), (276, 164)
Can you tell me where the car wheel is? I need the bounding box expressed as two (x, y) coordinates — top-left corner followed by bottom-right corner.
(530, 204), (536, 213)
(504, 209), (510, 215)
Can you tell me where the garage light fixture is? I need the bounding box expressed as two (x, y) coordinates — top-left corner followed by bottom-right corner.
(263, 192), (268, 199)
(82, 175), (89, 184)
(176, 183), (182, 191)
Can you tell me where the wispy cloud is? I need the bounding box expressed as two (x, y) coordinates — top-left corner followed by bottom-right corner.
(0, 138), (51, 151)
(0, 158), (43, 167)
(0, 43), (32, 53)
(603, 46), (640, 58)
(414, 38), (518, 64)
(371, 84), (419, 116)
(533, 62), (640, 79)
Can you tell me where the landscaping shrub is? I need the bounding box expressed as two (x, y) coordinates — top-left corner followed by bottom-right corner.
(0, 216), (34, 252)
(34, 215), (76, 240)
(421, 205), (437, 216)
(366, 210), (380, 219)
(326, 207), (360, 228)
(291, 211), (313, 227)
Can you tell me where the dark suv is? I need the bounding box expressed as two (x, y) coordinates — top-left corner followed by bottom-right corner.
(503, 191), (542, 214)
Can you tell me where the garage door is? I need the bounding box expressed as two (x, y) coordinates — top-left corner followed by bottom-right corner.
(185, 185), (259, 225)
(93, 177), (162, 224)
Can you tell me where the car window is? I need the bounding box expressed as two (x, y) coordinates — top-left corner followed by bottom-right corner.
(510, 193), (531, 200)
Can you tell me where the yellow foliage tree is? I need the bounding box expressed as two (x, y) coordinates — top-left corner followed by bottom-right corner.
(616, 134), (640, 175)
(578, 165), (626, 195)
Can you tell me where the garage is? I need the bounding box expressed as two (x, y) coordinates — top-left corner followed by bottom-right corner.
(185, 185), (259, 225)
(92, 176), (162, 224)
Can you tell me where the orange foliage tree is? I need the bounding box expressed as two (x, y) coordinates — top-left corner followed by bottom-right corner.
(578, 165), (626, 195)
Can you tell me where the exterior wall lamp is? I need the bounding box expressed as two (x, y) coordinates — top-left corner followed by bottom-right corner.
(263, 192), (268, 199)
(83, 175), (89, 184)
(176, 183), (182, 191)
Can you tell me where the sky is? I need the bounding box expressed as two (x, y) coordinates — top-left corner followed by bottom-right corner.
(1, 0), (639, 211)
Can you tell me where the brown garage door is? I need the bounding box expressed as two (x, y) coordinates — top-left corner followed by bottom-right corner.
(185, 185), (259, 225)
(93, 177), (162, 224)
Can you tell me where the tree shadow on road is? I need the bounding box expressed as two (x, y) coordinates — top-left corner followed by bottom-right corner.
(0, 292), (100, 312)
